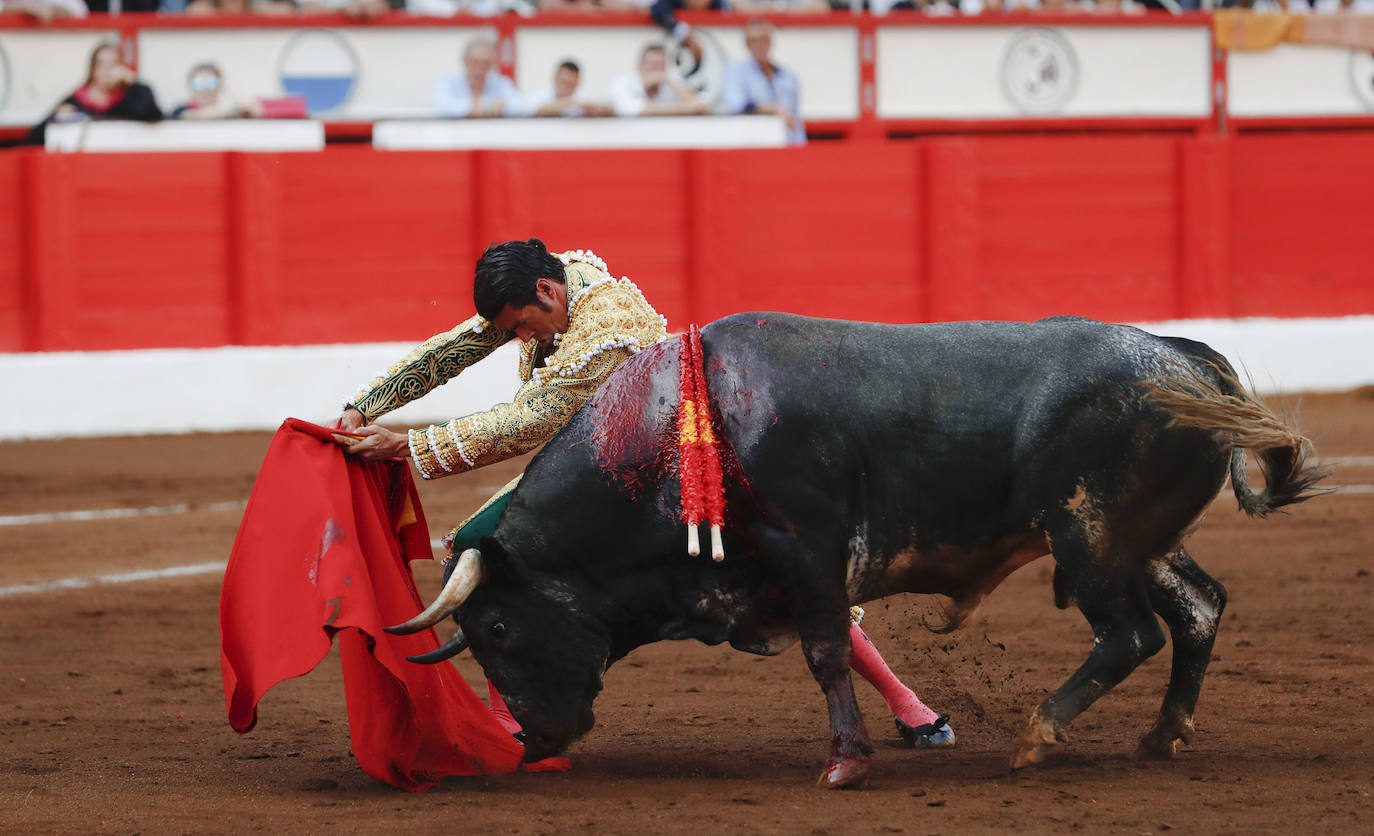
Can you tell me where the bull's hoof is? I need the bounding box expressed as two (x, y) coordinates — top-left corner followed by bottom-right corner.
(1010, 710), (1067, 770)
(896, 716), (956, 749)
(1010, 738), (1064, 770)
(1134, 735), (1179, 761)
(1135, 715), (1195, 761)
(817, 755), (869, 789)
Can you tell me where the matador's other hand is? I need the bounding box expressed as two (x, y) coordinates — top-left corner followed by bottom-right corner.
(336, 408), (365, 432)
(341, 424), (410, 462)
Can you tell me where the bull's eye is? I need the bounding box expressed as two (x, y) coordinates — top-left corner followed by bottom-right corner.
(488, 622), (507, 640)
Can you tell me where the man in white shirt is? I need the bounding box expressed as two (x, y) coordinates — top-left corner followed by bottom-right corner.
(721, 19), (805, 146)
(529, 60), (614, 118)
(433, 37), (531, 118)
(0, 0), (86, 20)
(610, 43), (709, 118)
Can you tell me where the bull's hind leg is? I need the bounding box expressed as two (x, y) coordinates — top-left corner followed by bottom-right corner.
(1013, 539), (1167, 768)
(752, 524), (873, 789)
(1138, 547), (1227, 759)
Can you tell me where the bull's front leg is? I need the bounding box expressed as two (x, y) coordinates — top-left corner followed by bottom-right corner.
(753, 524), (873, 788)
(800, 619), (874, 788)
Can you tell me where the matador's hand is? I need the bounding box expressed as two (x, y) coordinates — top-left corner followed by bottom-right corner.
(339, 424), (410, 462)
(336, 408), (365, 432)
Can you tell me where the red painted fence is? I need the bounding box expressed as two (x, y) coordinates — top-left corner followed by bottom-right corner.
(3, 132), (1372, 353)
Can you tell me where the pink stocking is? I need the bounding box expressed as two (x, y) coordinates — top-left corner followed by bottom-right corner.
(848, 623), (940, 728)
(487, 680), (523, 735)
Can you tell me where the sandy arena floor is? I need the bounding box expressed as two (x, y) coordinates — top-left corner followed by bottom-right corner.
(2, 391), (1372, 834)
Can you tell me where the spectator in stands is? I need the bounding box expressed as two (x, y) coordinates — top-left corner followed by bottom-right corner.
(1311, 0), (1374, 12)
(918, 0), (994, 13)
(0, 0), (86, 23)
(84, 0), (160, 11)
(298, 0), (391, 16)
(184, 0), (297, 14)
(651, 0), (727, 59)
(721, 20), (804, 145)
(434, 37), (531, 118)
(171, 63), (264, 120)
(612, 43), (709, 117)
(530, 61), (615, 118)
(733, 0), (825, 12)
(1034, 0), (1092, 11)
(26, 42), (162, 145)
(538, 0), (640, 9)
(407, 0), (532, 14)
(863, 0), (917, 13)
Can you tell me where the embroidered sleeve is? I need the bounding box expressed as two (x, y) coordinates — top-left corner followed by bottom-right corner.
(533, 275), (669, 385)
(408, 347), (631, 478)
(408, 274), (670, 479)
(345, 315), (512, 423)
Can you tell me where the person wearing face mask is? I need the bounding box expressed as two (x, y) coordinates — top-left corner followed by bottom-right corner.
(27, 42), (162, 144)
(171, 63), (264, 120)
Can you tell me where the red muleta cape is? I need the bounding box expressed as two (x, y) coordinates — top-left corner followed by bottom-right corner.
(219, 418), (567, 791)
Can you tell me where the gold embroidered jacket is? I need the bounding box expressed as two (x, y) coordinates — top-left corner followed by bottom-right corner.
(346, 250), (669, 480)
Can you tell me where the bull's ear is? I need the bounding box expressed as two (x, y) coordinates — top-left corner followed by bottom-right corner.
(477, 535), (529, 586)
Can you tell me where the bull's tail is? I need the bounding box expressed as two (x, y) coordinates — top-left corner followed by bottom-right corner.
(1142, 357), (1329, 518)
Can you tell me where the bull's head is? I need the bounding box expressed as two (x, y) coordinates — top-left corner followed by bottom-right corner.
(386, 543), (611, 762)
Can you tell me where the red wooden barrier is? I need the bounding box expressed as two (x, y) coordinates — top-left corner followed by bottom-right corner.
(1229, 134), (1374, 319)
(0, 153), (23, 352)
(4, 132), (1372, 353)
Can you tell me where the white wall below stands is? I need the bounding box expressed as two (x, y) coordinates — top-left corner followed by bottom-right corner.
(1, 341), (523, 441)
(45, 120), (325, 152)
(372, 115), (787, 150)
(3, 317), (1371, 440)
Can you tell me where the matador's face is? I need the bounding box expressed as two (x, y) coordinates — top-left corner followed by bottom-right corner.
(492, 278), (569, 351)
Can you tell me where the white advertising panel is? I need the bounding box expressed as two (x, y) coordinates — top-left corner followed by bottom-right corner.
(876, 24), (1212, 119)
(138, 26), (492, 121)
(1228, 45), (1374, 117)
(135, 23), (856, 124)
(0, 30), (120, 125)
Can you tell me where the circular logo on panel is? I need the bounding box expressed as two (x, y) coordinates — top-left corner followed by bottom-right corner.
(1349, 50), (1374, 111)
(670, 29), (727, 106)
(1000, 28), (1079, 115)
(0, 43), (11, 115)
(277, 29), (360, 115)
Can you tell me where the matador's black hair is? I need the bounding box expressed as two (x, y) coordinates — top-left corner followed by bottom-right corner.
(473, 238), (566, 321)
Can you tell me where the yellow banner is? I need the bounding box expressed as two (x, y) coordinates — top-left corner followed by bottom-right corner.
(1215, 9), (1374, 52)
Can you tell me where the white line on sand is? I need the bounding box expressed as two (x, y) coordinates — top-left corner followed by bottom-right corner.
(0, 562), (228, 599)
(0, 500), (246, 528)
(1, 457), (1368, 530)
(1, 466), (1370, 597)
(1318, 456), (1374, 468)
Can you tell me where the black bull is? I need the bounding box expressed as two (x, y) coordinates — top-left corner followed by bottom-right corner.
(395, 314), (1324, 788)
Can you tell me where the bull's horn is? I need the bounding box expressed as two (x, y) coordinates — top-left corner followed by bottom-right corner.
(384, 548), (484, 635)
(406, 630), (469, 664)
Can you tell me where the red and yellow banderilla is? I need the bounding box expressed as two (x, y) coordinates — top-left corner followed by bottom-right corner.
(676, 324), (726, 561)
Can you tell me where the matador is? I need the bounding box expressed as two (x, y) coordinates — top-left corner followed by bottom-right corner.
(335, 238), (955, 749)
